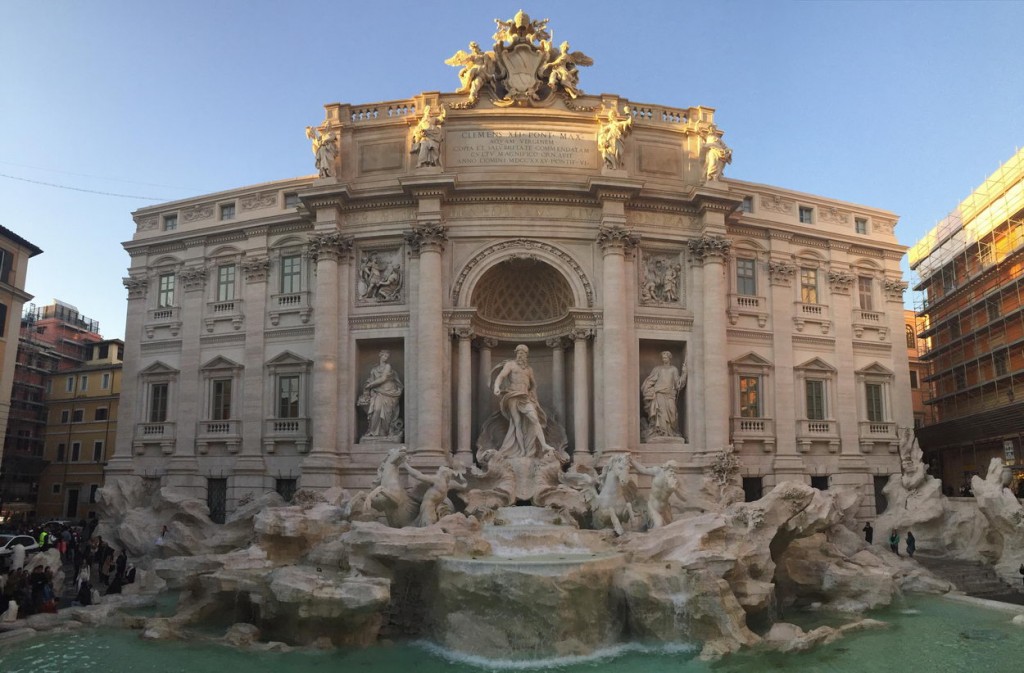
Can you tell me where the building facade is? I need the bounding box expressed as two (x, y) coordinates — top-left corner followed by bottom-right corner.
(36, 339), (122, 521)
(905, 308), (935, 431)
(910, 148), (1024, 497)
(0, 302), (103, 523)
(0, 225), (42, 522)
(109, 15), (910, 521)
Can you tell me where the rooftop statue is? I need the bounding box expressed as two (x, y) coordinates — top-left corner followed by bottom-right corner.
(702, 127), (733, 182)
(597, 106), (633, 170)
(446, 11), (594, 107)
(305, 122), (338, 178)
(410, 104), (447, 168)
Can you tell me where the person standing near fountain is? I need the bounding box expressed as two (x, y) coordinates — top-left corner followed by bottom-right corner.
(905, 530), (916, 558)
(889, 529), (900, 555)
(492, 344), (555, 457)
(863, 521), (873, 544)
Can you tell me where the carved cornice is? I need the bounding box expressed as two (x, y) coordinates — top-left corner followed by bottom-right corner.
(307, 232), (354, 263)
(265, 325), (316, 341)
(883, 278), (908, 302)
(792, 335), (837, 349)
(728, 225), (768, 240)
(726, 328), (774, 343)
(446, 194), (599, 207)
(827, 240), (852, 253)
(139, 341), (183, 355)
(850, 245), (884, 259)
(241, 257), (271, 283)
(767, 260), (797, 287)
(634, 315), (694, 331)
(828, 269), (855, 294)
(198, 333), (246, 347)
(240, 190), (277, 211)
(767, 230), (794, 242)
(596, 225), (640, 255)
(403, 222), (448, 255)
(760, 195), (793, 214)
(123, 276), (148, 300)
(882, 250), (906, 262)
(852, 341), (893, 355)
(349, 313), (410, 331)
(179, 265), (208, 292)
(687, 234), (732, 263)
(791, 235), (830, 251)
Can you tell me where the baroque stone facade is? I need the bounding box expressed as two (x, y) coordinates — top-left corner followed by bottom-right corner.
(109, 16), (910, 520)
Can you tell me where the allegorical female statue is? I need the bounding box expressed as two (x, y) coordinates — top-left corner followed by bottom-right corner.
(358, 350), (404, 441)
(641, 351), (687, 441)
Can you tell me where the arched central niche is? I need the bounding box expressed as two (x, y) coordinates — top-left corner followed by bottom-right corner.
(471, 258), (574, 324)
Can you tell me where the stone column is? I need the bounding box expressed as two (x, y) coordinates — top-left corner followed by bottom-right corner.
(405, 222), (448, 459)
(235, 255), (271, 489)
(766, 252), (802, 478)
(477, 338), (497, 425)
(688, 231), (732, 451)
(455, 327), (475, 466)
(570, 329), (592, 461)
(547, 337), (566, 423)
(301, 230), (352, 489)
(108, 276), (149, 476)
(598, 226), (639, 456)
(168, 263), (207, 497)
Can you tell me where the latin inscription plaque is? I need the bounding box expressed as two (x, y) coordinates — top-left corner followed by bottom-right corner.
(448, 129), (599, 169)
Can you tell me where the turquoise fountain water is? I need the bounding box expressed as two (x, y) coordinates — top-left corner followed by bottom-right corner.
(2, 595), (1022, 673)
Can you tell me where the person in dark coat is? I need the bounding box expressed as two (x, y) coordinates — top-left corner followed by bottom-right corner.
(906, 531), (916, 557)
(863, 522), (874, 544)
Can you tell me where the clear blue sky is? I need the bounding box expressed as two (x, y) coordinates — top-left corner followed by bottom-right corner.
(1, 1), (1022, 340)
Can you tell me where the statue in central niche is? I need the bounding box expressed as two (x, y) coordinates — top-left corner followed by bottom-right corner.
(492, 344), (555, 457)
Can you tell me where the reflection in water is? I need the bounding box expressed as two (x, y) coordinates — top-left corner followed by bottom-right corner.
(1, 596), (1023, 673)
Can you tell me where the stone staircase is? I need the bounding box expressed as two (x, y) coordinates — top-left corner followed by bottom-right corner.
(914, 554), (1024, 604)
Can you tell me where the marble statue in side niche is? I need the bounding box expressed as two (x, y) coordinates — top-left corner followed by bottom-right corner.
(357, 350), (404, 441)
(702, 128), (732, 182)
(404, 462), (467, 527)
(630, 455), (685, 529)
(597, 106), (633, 170)
(445, 42), (496, 104)
(542, 41), (593, 99)
(641, 352), (687, 441)
(305, 122), (338, 178)
(492, 344), (556, 458)
(411, 104), (447, 168)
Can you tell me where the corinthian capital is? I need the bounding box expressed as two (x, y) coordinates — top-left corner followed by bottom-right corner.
(307, 232), (354, 263)
(596, 225), (640, 255)
(404, 222), (448, 255)
(687, 234), (732, 263)
(123, 276), (148, 300)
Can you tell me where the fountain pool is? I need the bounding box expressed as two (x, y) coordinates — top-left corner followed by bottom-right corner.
(2, 595), (1022, 673)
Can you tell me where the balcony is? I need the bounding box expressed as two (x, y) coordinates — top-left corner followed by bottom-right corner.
(204, 299), (244, 332)
(858, 421), (898, 451)
(851, 309), (888, 340)
(793, 302), (832, 334)
(269, 291), (312, 326)
(727, 294), (769, 328)
(263, 417), (311, 453)
(796, 419), (840, 453)
(133, 421), (176, 455)
(145, 306), (181, 339)
(196, 419), (242, 453)
(730, 417), (775, 452)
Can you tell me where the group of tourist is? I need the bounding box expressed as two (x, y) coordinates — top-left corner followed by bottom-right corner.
(862, 522), (916, 557)
(0, 521), (135, 620)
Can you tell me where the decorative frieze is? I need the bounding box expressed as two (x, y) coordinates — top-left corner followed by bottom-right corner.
(767, 260), (796, 286)
(817, 206), (849, 225)
(240, 190), (278, 211)
(123, 276), (148, 300)
(182, 204), (214, 222)
(349, 313), (411, 331)
(136, 216), (158, 232)
(760, 194), (794, 214)
(241, 257), (271, 283)
(404, 222), (448, 254)
(179, 265), (208, 292)
(687, 234), (731, 263)
(827, 269), (855, 294)
(307, 232), (354, 263)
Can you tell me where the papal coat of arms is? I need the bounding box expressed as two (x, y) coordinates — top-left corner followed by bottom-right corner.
(445, 10), (593, 107)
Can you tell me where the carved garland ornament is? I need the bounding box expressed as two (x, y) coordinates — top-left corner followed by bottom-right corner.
(307, 232), (354, 263)
(883, 278), (908, 301)
(136, 216), (158, 232)
(240, 190), (277, 211)
(123, 276), (148, 300)
(767, 260), (797, 286)
(687, 234), (732, 262)
(183, 204), (214, 222)
(452, 238), (595, 307)
(828, 269), (855, 294)
(179, 266), (208, 292)
(241, 257), (271, 283)
(760, 195), (794, 215)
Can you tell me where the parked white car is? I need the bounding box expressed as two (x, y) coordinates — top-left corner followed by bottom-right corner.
(0, 534), (39, 569)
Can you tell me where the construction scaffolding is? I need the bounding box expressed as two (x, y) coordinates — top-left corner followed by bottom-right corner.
(909, 148), (1024, 495)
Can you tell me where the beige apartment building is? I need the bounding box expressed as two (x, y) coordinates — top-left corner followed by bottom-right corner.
(107, 14), (911, 521)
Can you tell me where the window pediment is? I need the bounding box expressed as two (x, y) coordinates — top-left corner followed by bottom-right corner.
(201, 355), (243, 372)
(795, 357), (837, 373)
(730, 352), (773, 369)
(857, 362), (894, 377)
(139, 361), (179, 377)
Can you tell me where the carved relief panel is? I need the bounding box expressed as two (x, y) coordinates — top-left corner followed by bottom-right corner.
(639, 249), (684, 307)
(356, 247), (404, 305)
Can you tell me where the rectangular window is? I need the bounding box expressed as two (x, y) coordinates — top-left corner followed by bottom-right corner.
(72, 409), (84, 423)
(811, 475), (829, 490)
(855, 217), (868, 235)
(60, 409), (70, 424)
(909, 370), (919, 389)
(90, 484), (99, 503)
(865, 383), (884, 422)
(70, 442), (81, 462)
(163, 215), (177, 231)
(101, 373), (110, 389)
(276, 478), (298, 503)
(986, 297), (1001, 322)
(66, 376), (74, 392)
(158, 273), (176, 308)
(45, 380), (52, 394)
(284, 193), (300, 208)
(0, 302), (6, 338)
(954, 368), (967, 390)
(217, 264), (236, 302)
(57, 443), (66, 462)
(906, 325), (916, 349)
(212, 379), (232, 420)
(978, 241), (994, 266)
(994, 349), (1009, 377)
(949, 317), (961, 339)
(149, 382), (169, 422)
(858, 276), (873, 311)
(736, 258), (757, 296)
(0, 248), (12, 284)
(281, 255), (301, 294)
(738, 196), (753, 213)
(278, 375), (300, 418)
(805, 380), (826, 420)
(739, 376), (761, 417)
(93, 441), (104, 462)
(220, 203), (235, 220)
(941, 265), (957, 293)
(52, 483), (61, 495)
(80, 375), (88, 391)
(800, 267), (818, 304)
(799, 206), (814, 224)
(94, 407), (108, 421)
